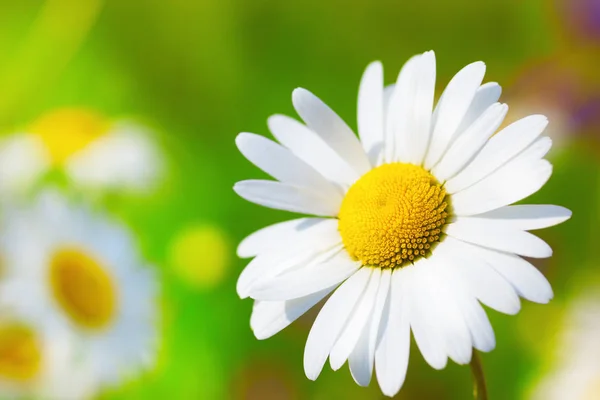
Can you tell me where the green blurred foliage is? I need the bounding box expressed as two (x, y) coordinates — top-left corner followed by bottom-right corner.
(1, 0), (599, 399)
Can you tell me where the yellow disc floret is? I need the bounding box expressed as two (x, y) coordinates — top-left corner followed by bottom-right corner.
(0, 323), (42, 382)
(338, 163), (449, 268)
(50, 247), (117, 330)
(30, 108), (111, 165)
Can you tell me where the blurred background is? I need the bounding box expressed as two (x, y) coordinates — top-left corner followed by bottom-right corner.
(0, 0), (599, 399)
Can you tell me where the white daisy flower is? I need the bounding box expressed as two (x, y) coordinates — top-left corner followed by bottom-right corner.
(0, 192), (159, 390)
(529, 289), (600, 400)
(0, 108), (163, 196)
(234, 51), (572, 396)
(0, 310), (95, 400)
(0, 134), (49, 198)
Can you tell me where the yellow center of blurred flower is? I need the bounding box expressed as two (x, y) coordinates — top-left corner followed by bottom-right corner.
(30, 108), (110, 165)
(50, 248), (117, 330)
(338, 163), (448, 268)
(169, 225), (231, 290)
(0, 324), (41, 381)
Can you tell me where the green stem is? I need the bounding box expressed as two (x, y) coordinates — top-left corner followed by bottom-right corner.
(470, 350), (488, 400)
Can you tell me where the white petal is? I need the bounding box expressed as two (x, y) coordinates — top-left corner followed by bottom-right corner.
(0, 134), (49, 196)
(348, 322), (374, 387)
(251, 286), (336, 340)
(330, 268), (381, 371)
(446, 115), (548, 194)
(348, 269), (391, 387)
(268, 115), (359, 187)
(436, 238), (521, 314)
(304, 267), (371, 380)
(437, 266), (496, 352)
(432, 103), (508, 182)
(456, 82), (502, 134)
(464, 244), (554, 304)
(237, 234), (342, 298)
(235, 132), (341, 197)
(451, 158), (552, 217)
(358, 61), (384, 165)
(472, 205), (572, 231)
(237, 218), (336, 258)
(66, 125), (162, 191)
(416, 257), (473, 365)
(234, 179), (341, 217)
(424, 61), (486, 169)
(375, 267), (411, 397)
(411, 51), (437, 165)
(431, 260), (474, 364)
(292, 88), (371, 175)
(446, 218), (552, 258)
(384, 54), (420, 163)
(389, 51), (436, 165)
(408, 260), (448, 369)
(249, 249), (361, 301)
(376, 83), (396, 165)
(383, 84), (396, 113)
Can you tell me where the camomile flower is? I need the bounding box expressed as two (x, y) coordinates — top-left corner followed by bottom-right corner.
(529, 289), (600, 400)
(0, 134), (49, 198)
(0, 192), (159, 390)
(0, 310), (95, 400)
(234, 51), (572, 397)
(0, 108), (162, 196)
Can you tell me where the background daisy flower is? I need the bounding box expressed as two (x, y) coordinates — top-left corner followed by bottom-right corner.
(0, 192), (159, 392)
(234, 51), (571, 397)
(0, 108), (163, 197)
(0, 310), (95, 400)
(529, 286), (600, 400)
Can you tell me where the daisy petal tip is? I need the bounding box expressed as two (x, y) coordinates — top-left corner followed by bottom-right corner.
(476, 339), (496, 353)
(561, 206), (573, 220)
(422, 49), (436, 60)
(381, 387), (400, 398)
(430, 359), (448, 371)
(536, 288), (555, 304)
(235, 242), (249, 258)
(292, 87), (310, 102)
(379, 378), (406, 398)
(266, 114), (282, 127)
(366, 60), (383, 71)
(506, 301), (522, 316)
(328, 355), (345, 371)
(303, 367), (320, 382)
(234, 132), (250, 146)
(251, 329), (270, 341)
(235, 282), (250, 299)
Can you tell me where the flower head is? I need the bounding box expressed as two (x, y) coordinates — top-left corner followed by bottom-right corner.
(0, 310), (95, 400)
(234, 51), (571, 396)
(0, 108), (163, 198)
(0, 192), (159, 392)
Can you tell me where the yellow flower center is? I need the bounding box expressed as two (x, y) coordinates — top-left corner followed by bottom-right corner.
(30, 108), (110, 165)
(0, 324), (42, 382)
(49, 248), (117, 330)
(338, 163), (449, 268)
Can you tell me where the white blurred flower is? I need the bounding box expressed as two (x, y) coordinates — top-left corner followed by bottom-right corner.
(0, 310), (95, 400)
(529, 289), (600, 400)
(0, 108), (163, 197)
(0, 192), (159, 391)
(0, 134), (49, 197)
(65, 121), (162, 192)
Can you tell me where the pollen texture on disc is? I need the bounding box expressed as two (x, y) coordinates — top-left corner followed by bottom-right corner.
(338, 163), (449, 268)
